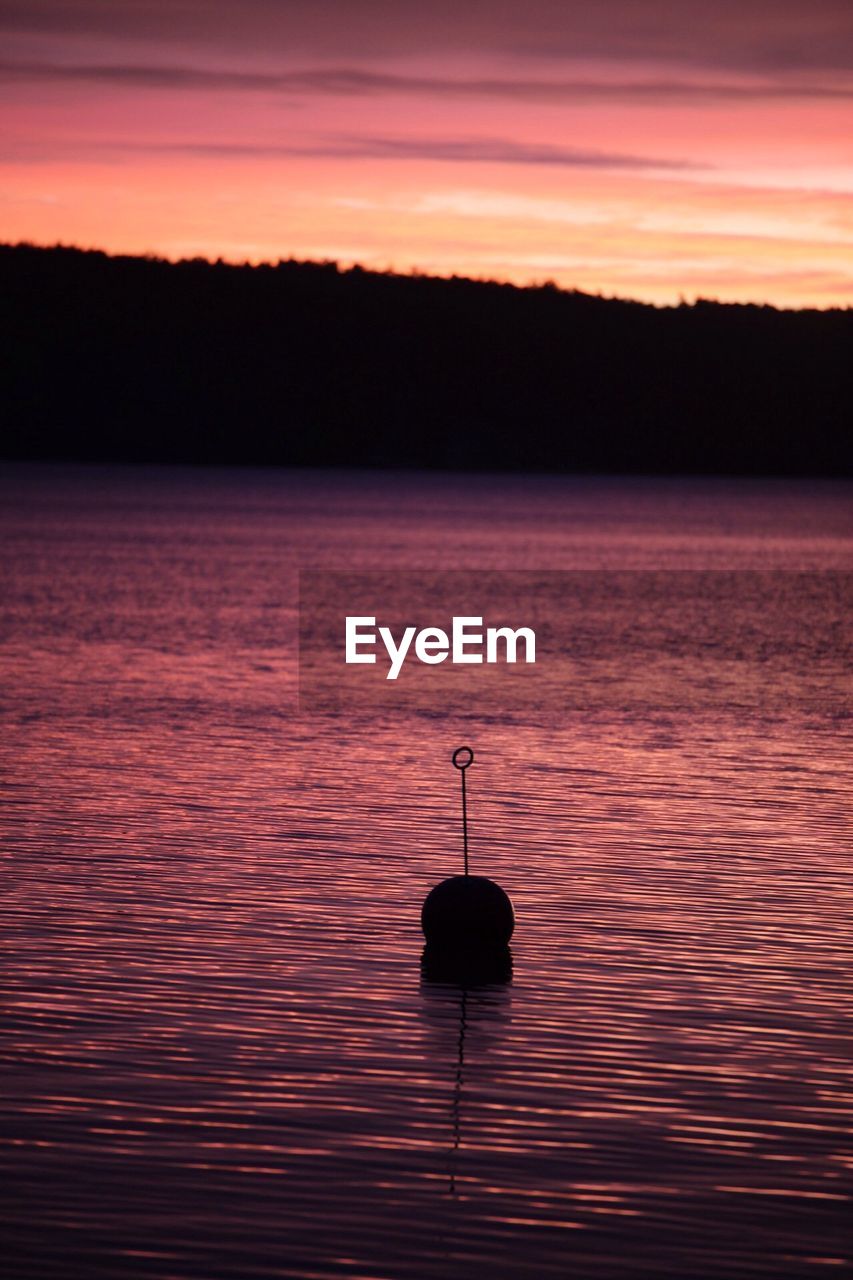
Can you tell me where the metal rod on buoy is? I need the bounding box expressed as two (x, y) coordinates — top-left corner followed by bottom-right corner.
(421, 746), (515, 953)
(452, 746), (473, 876)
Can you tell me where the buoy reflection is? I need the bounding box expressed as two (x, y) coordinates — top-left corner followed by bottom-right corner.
(421, 946), (512, 1197)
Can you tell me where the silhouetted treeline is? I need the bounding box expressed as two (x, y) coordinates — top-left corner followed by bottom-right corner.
(1, 242), (851, 475)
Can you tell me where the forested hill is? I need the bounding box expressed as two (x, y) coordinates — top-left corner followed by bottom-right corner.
(1, 242), (851, 475)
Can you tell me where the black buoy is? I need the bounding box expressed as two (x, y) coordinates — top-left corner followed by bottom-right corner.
(421, 747), (514, 952)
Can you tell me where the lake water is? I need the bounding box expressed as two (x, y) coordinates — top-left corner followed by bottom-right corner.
(1, 463), (851, 1279)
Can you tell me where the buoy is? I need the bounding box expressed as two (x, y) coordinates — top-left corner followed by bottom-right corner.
(421, 747), (514, 952)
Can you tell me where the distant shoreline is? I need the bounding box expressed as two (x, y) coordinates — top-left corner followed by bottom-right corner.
(5, 459), (852, 488)
(2, 242), (851, 477)
(6, 239), (852, 316)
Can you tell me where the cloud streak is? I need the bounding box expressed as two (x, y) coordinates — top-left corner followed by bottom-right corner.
(3, 60), (852, 101)
(2, 0), (853, 75)
(122, 134), (698, 172)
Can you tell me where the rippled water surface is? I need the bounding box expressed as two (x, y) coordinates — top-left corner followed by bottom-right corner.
(2, 464), (852, 1279)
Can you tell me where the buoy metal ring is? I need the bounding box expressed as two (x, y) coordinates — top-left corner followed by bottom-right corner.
(452, 746), (474, 770)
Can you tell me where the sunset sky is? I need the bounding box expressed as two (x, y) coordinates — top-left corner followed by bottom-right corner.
(2, 0), (853, 307)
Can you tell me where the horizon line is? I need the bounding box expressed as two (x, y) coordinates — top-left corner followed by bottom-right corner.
(4, 238), (852, 316)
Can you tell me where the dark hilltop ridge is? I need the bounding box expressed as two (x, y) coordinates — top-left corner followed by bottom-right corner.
(2, 241), (851, 476)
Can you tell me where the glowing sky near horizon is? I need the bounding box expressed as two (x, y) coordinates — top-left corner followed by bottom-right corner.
(2, 0), (853, 306)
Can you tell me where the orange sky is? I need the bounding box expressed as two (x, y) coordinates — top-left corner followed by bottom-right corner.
(2, 0), (853, 307)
